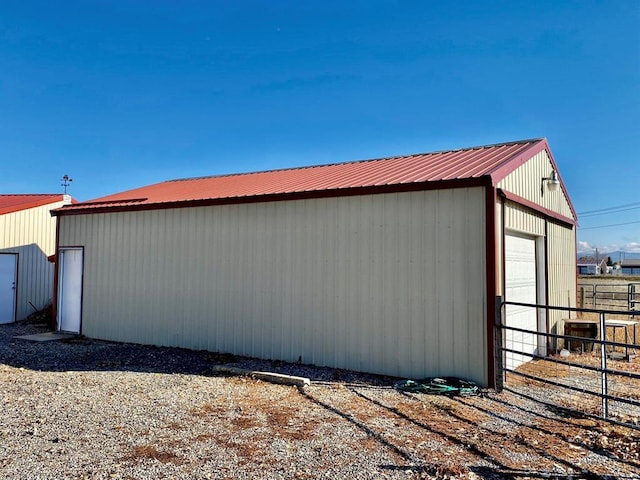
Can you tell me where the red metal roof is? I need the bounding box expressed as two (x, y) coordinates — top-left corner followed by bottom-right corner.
(0, 194), (67, 215)
(55, 138), (569, 215)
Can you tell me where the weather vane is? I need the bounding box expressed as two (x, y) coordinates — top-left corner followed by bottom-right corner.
(61, 174), (73, 194)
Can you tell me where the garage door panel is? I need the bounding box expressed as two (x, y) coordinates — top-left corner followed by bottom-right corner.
(505, 235), (537, 370)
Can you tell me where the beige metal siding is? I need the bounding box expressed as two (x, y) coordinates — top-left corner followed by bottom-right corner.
(497, 150), (574, 219)
(547, 221), (577, 336)
(500, 200), (577, 342)
(498, 201), (545, 298)
(504, 202), (545, 237)
(0, 201), (66, 319)
(59, 188), (489, 384)
(498, 147), (577, 338)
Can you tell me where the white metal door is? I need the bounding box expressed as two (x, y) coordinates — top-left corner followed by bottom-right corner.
(0, 254), (18, 324)
(57, 248), (83, 333)
(505, 234), (538, 370)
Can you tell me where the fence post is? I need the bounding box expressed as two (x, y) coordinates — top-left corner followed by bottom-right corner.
(495, 296), (504, 392)
(599, 311), (608, 419)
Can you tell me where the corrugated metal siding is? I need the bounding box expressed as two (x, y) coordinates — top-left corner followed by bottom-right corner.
(0, 201), (65, 319)
(59, 188), (489, 384)
(504, 201), (545, 237)
(498, 147), (577, 336)
(500, 200), (576, 342)
(497, 150), (574, 219)
(547, 222), (577, 336)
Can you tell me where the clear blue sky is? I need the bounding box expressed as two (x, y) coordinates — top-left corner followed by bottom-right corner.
(1, 1), (638, 254)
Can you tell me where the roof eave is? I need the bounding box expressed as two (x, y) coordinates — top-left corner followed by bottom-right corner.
(0, 194), (67, 216)
(52, 177), (489, 216)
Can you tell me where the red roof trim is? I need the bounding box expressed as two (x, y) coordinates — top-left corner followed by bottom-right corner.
(498, 190), (577, 227)
(53, 178), (488, 216)
(488, 138), (577, 221)
(487, 140), (548, 183)
(54, 138), (576, 218)
(0, 194), (67, 215)
(54, 139), (551, 216)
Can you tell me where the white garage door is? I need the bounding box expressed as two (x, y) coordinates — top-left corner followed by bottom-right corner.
(505, 234), (538, 370)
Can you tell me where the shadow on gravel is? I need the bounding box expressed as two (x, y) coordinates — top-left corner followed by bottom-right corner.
(468, 466), (621, 480)
(296, 386), (459, 478)
(0, 322), (215, 376)
(459, 393), (640, 473)
(351, 388), (636, 480)
(298, 384), (514, 477)
(0, 322), (396, 385)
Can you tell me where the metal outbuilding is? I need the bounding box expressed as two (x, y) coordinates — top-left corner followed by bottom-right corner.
(0, 194), (72, 323)
(51, 138), (577, 386)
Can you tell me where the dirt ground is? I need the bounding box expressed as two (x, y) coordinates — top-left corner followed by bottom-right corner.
(1, 321), (640, 479)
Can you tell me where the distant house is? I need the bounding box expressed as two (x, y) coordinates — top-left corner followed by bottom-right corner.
(577, 264), (599, 275)
(621, 259), (640, 276)
(0, 194), (72, 323)
(577, 257), (609, 275)
(51, 138), (577, 386)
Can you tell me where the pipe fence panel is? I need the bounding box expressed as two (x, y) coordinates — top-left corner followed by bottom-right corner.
(578, 282), (640, 313)
(496, 298), (640, 430)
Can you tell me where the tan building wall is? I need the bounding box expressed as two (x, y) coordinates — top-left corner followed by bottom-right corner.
(0, 200), (67, 320)
(495, 148), (577, 346)
(499, 201), (576, 333)
(546, 221), (577, 335)
(58, 188), (489, 384)
(498, 149), (574, 219)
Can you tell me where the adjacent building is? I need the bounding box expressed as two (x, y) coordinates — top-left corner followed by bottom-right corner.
(1, 194), (72, 323)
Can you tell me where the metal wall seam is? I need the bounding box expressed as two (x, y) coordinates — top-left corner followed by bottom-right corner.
(58, 189), (488, 383)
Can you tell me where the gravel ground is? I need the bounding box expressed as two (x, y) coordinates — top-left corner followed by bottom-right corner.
(1, 321), (639, 480)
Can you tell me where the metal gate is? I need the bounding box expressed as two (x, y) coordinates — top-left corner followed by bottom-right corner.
(495, 297), (640, 430)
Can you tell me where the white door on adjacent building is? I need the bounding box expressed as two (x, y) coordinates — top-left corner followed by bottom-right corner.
(0, 254), (18, 324)
(57, 248), (83, 333)
(505, 234), (538, 370)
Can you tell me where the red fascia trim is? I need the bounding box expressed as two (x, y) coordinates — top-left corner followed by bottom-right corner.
(487, 139), (548, 184)
(0, 195), (65, 215)
(499, 190), (577, 227)
(52, 178), (488, 216)
(485, 182), (497, 389)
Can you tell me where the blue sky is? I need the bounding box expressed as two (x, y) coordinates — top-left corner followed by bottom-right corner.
(1, 1), (638, 254)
